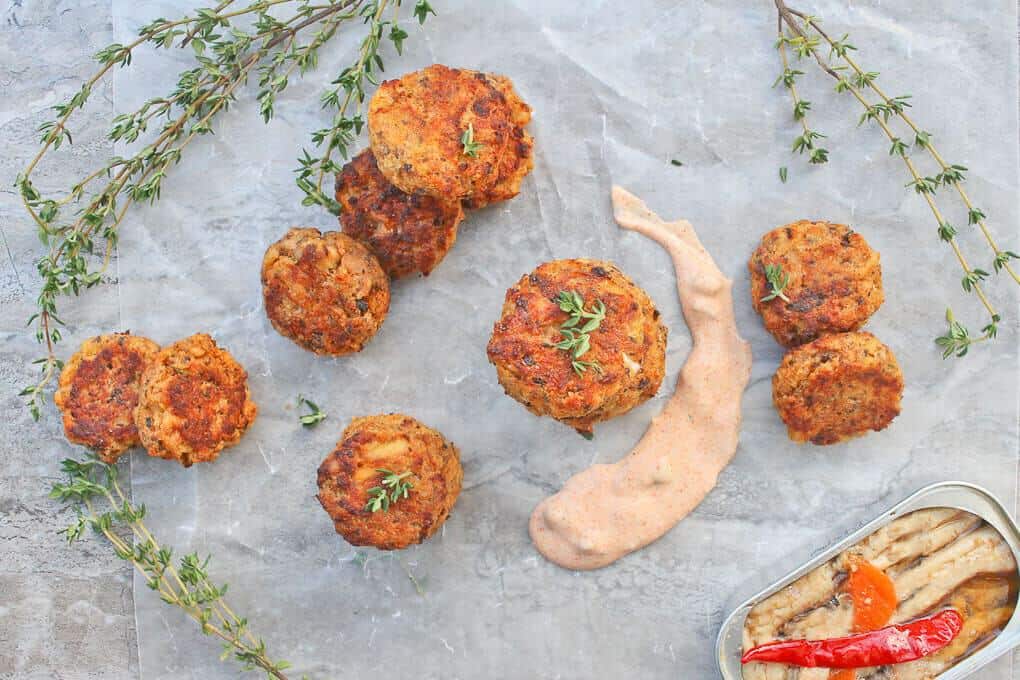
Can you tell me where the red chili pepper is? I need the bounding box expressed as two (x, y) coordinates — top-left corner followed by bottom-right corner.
(741, 609), (963, 668)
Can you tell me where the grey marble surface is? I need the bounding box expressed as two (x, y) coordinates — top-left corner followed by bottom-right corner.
(1, 1), (1018, 679)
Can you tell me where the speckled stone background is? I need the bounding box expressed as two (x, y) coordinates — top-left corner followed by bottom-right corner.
(1, 1), (1018, 678)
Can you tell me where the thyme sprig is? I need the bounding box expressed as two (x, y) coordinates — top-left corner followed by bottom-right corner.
(297, 395), (327, 427)
(550, 290), (606, 377)
(460, 122), (482, 157)
(50, 456), (293, 679)
(774, 18), (829, 165)
(760, 264), (791, 303)
(934, 308), (988, 359)
(773, 0), (1018, 357)
(18, 0), (434, 419)
(364, 469), (414, 512)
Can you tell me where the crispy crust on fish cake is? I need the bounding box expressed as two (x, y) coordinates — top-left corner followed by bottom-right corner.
(262, 227), (390, 355)
(772, 331), (903, 445)
(368, 64), (533, 205)
(461, 73), (534, 209)
(335, 149), (463, 278)
(486, 259), (667, 435)
(316, 414), (463, 550)
(134, 333), (257, 467)
(750, 220), (884, 347)
(54, 332), (160, 462)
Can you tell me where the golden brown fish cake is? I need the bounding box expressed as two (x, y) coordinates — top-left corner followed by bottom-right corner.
(772, 331), (903, 446)
(335, 149), (463, 278)
(134, 333), (257, 467)
(461, 73), (534, 209)
(316, 414), (463, 550)
(750, 220), (884, 347)
(261, 227), (390, 355)
(367, 64), (533, 205)
(54, 332), (160, 463)
(486, 259), (667, 435)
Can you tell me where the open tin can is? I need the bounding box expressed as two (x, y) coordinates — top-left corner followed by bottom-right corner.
(716, 482), (1020, 679)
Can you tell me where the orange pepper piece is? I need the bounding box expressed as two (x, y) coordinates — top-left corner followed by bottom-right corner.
(830, 669), (856, 680)
(847, 557), (897, 633)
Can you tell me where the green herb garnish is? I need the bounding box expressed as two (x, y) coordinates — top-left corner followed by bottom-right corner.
(935, 308), (999, 359)
(550, 290), (606, 376)
(779, 166), (788, 183)
(364, 469), (414, 513)
(460, 122), (483, 157)
(50, 456), (291, 679)
(670, 159), (684, 167)
(760, 264), (791, 303)
(772, 0), (1019, 357)
(297, 395), (326, 427)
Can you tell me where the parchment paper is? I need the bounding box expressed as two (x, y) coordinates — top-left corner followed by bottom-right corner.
(111, 1), (1020, 677)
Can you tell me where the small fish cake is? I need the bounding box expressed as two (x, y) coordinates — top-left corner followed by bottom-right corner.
(261, 227), (390, 355)
(486, 259), (667, 436)
(134, 333), (257, 467)
(461, 73), (534, 209)
(316, 414), (463, 551)
(54, 332), (160, 462)
(367, 64), (533, 205)
(772, 331), (903, 445)
(335, 149), (463, 278)
(750, 220), (884, 347)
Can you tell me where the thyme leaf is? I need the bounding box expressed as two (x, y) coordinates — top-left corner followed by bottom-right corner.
(460, 122), (483, 157)
(760, 264), (791, 303)
(297, 395), (326, 427)
(364, 469), (414, 512)
(549, 290), (606, 376)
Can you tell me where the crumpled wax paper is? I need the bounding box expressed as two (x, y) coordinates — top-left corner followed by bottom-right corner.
(111, 0), (1019, 677)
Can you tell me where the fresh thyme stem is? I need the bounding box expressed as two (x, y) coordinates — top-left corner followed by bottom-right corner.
(772, 0), (1016, 357)
(104, 474), (263, 649)
(801, 17), (1020, 286)
(775, 17), (828, 164)
(835, 79), (997, 319)
(53, 457), (293, 679)
(18, 0), (434, 419)
(294, 0), (433, 212)
(776, 28), (808, 136)
(549, 291), (606, 377)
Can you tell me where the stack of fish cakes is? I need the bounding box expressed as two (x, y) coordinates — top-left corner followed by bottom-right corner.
(262, 64), (534, 356)
(749, 220), (903, 445)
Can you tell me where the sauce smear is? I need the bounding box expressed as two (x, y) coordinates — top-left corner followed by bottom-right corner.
(529, 186), (752, 570)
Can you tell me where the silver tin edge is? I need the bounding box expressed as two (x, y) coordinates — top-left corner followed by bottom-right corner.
(716, 481), (1020, 680)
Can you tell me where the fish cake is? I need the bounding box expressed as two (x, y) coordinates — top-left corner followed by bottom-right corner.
(134, 333), (257, 467)
(335, 149), (463, 278)
(261, 227), (390, 355)
(461, 73), (534, 209)
(750, 220), (883, 347)
(316, 414), (463, 551)
(486, 259), (667, 436)
(54, 332), (160, 463)
(772, 331), (903, 445)
(367, 64), (533, 205)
